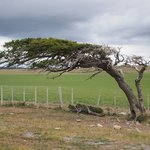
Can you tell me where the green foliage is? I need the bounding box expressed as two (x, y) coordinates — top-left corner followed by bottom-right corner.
(2, 38), (86, 68)
(1, 37), (110, 70)
(0, 51), (4, 58)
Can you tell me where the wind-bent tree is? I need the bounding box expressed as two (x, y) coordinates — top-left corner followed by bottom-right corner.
(125, 55), (150, 116)
(0, 38), (149, 119)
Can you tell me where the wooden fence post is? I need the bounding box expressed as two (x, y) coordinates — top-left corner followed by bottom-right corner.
(97, 95), (101, 106)
(147, 92), (150, 110)
(1, 86), (3, 105)
(71, 88), (74, 105)
(58, 87), (63, 108)
(23, 88), (26, 102)
(113, 95), (117, 113)
(46, 87), (49, 107)
(11, 87), (14, 104)
(34, 87), (37, 105)
(97, 90), (102, 106)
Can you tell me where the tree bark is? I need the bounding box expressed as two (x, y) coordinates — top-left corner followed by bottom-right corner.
(135, 66), (146, 115)
(99, 63), (140, 119)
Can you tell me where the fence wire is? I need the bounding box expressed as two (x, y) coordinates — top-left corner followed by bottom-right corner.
(0, 85), (149, 109)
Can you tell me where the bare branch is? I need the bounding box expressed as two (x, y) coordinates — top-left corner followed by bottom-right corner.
(131, 55), (148, 66)
(114, 48), (124, 66)
(86, 69), (103, 80)
(49, 70), (67, 79)
(47, 56), (82, 79)
(134, 66), (140, 73)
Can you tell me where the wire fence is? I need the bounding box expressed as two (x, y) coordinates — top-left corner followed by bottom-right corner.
(0, 85), (150, 110)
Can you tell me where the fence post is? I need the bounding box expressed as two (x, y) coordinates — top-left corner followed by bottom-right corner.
(46, 87), (49, 107)
(97, 95), (101, 106)
(147, 92), (150, 110)
(97, 90), (102, 106)
(23, 88), (26, 102)
(34, 87), (37, 106)
(113, 95), (117, 113)
(71, 88), (74, 105)
(11, 87), (14, 104)
(58, 87), (63, 108)
(1, 86), (3, 105)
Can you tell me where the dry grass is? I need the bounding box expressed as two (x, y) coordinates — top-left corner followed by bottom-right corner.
(0, 69), (43, 74)
(0, 106), (150, 150)
(0, 66), (150, 75)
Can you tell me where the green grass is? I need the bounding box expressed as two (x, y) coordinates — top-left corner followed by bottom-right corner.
(0, 72), (150, 108)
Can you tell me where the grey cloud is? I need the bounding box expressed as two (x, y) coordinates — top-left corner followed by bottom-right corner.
(0, 0), (107, 19)
(0, 0), (150, 47)
(0, 17), (74, 37)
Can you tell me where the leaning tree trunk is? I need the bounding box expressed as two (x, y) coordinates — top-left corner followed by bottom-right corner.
(99, 63), (140, 119)
(135, 66), (146, 115)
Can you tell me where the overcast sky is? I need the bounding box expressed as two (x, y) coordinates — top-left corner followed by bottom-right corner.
(0, 0), (150, 60)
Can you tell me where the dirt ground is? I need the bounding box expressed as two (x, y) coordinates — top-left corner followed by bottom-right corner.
(0, 106), (150, 150)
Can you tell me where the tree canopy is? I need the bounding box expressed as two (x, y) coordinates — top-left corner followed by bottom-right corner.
(1, 38), (116, 71)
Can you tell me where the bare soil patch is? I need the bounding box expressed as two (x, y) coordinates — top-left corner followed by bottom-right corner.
(0, 106), (150, 150)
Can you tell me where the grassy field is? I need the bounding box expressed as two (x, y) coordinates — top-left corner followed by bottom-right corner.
(0, 69), (150, 108)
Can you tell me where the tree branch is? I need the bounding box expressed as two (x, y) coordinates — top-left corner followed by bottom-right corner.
(47, 57), (82, 79)
(86, 69), (103, 80)
(114, 48), (124, 66)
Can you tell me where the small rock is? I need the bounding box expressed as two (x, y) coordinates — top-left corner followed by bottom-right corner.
(97, 124), (103, 127)
(89, 124), (95, 127)
(135, 128), (141, 133)
(126, 122), (130, 125)
(124, 145), (136, 150)
(119, 112), (127, 115)
(23, 132), (35, 138)
(127, 129), (132, 131)
(10, 113), (14, 115)
(116, 118), (120, 122)
(135, 121), (141, 126)
(141, 144), (146, 148)
(54, 127), (61, 130)
(63, 137), (73, 142)
(76, 119), (81, 122)
(113, 125), (121, 130)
